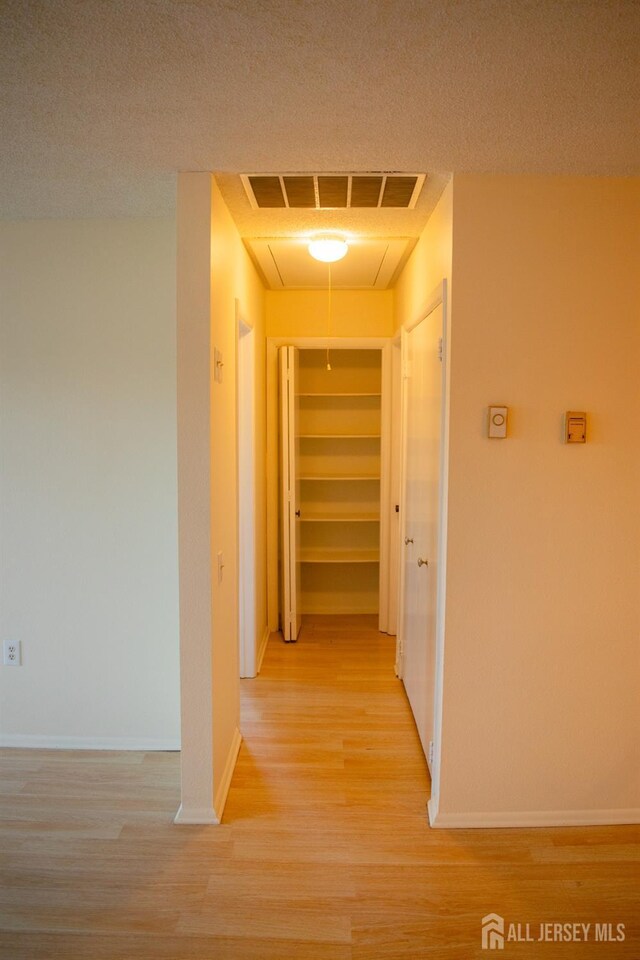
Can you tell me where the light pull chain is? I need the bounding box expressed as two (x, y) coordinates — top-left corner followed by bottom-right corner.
(326, 263), (332, 371)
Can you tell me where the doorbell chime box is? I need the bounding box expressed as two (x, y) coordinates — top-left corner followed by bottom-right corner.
(488, 405), (508, 439)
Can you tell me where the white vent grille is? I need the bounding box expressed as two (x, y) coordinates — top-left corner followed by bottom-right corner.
(241, 173), (425, 210)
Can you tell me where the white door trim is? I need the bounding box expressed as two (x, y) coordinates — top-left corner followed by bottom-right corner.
(397, 280), (450, 823)
(378, 343), (393, 633)
(237, 300), (257, 677)
(267, 337), (391, 349)
(279, 345), (302, 641)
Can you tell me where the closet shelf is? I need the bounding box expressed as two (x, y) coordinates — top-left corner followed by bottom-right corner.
(300, 474), (380, 481)
(300, 512), (380, 523)
(286, 348), (383, 618)
(298, 392), (382, 398)
(299, 434), (381, 439)
(300, 549), (380, 564)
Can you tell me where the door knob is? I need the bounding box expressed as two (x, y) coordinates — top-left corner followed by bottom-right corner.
(417, 557), (429, 567)
(295, 510), (301, 517)
(404, 537), (414, 545)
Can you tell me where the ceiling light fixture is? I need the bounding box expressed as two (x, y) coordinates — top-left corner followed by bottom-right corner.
(307, 235), (349, 263)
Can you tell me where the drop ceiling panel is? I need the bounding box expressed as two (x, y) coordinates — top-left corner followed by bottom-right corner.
(246, 237), (414, 290)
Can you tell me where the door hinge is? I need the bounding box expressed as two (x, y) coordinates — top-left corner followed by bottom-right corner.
(437, 337), (443, 362)
(403, 359), (412, 380)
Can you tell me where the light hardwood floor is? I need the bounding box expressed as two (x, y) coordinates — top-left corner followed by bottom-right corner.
(1, 615), (638, 959)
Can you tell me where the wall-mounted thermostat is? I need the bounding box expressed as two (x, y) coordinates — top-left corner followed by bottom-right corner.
(488, 405), (508, 439)
(565, 411), (587, 443)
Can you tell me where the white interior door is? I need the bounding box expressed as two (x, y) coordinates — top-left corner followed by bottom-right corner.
(280, 346), (302, 642)
(238, 317), (256, 676)
(400, 303), (443, 759)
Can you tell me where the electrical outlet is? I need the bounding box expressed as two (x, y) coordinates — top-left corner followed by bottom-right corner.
(3, 640), (21, 666)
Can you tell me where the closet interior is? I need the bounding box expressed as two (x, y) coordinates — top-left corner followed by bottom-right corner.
(286, 347), (383, 618)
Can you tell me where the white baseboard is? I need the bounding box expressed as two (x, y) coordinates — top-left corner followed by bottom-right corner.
(173, 803), (219, 825)
(257, 624), (270, 673)
(428, 804), (640, 829)
(213, 726), (242, 821)
(0, 734), (181, 751)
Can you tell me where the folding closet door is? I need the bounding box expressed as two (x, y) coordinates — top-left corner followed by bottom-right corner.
(279, 346), (302, 641)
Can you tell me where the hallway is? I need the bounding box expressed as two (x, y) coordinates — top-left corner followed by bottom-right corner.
(1, 616), (638, 959)
(229, 616), (639, 957)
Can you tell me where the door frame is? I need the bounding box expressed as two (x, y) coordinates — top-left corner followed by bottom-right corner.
(237, 301), (257, 678)
(381, 337), (402, 638)
(396, 281), (450, 823)
(265, 336), (394, 635)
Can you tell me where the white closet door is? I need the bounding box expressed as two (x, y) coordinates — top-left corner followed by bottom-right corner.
(280, 346), (302, 641)
(400, 303), (443, 758)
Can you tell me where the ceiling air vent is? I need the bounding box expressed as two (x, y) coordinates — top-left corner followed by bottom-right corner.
(242, 173), (425, 210)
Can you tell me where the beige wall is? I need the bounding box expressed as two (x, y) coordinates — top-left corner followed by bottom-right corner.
(437, 176), (640, 824)
(176, 174), (266, 822)
(394, 181), (453, 334)
(393, 181), (453, 769)
(209, 178), (266, 807)
(266, 289), (394, 339)
(176, 175), (216, 819)
(0, 218), (180, 747)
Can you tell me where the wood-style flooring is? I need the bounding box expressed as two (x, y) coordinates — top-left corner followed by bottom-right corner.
(1, 615), (638, 959)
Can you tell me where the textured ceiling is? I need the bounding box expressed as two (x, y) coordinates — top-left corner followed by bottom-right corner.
(1, 0), (639, 221)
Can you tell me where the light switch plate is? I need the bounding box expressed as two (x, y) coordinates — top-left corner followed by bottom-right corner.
(565, 411), (587, 443)
(488, 405), (508, 439)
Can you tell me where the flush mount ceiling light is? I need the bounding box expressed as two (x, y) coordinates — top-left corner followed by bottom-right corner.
(307, 235), (349, 263)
